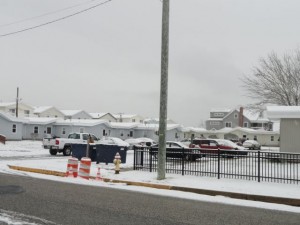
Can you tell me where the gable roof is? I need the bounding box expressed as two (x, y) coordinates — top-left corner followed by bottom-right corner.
(60, 110), (83, 116)
(33, 106), (55, 114)
(0, 111), (25, 123)
(89, 112), (116, 119)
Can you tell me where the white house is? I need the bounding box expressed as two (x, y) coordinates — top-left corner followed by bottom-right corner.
(113, 114), (144, 123)
(0, 102), (34, 117)
(60, 110), (92, 120)
(0, 112), (24, 140)
(267, 106), (300, 153)
(34, 106), (65, 118)
(183, 126), (279, 146)
(89, 112), (117, 122)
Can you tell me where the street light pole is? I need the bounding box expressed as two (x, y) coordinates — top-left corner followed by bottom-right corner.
(157, 0), (170, 180)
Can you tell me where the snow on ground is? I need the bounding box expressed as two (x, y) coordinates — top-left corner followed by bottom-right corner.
(0, 141), (299, 214)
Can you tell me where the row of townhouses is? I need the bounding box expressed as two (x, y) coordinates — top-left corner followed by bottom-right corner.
(0, 102), (280, 146)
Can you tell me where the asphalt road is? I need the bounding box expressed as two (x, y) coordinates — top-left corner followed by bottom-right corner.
(0, 173), (299, 225)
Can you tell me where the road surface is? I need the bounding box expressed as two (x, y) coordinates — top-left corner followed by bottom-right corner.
(0, 173), (299, 225)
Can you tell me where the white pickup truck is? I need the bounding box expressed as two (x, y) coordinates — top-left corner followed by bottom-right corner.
(43, 133), (99, 156)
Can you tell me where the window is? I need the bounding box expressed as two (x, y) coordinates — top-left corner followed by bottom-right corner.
(130, 131), (133, 137)
(214, 113), (224, 117)
(46, 127), (51, 134)
(103, 129), (106, 136)
(175, 133), (179, 139)
(132, 119), (135, 122)
(254, 136), (257, 141)
(82, 134), (89, 140)
(243, 122), (248, 128)
(62, 128), (66, 135)
(140, 120), (143, 123)
(79, 128), (84, 133)
(271, 136), (274, 141)
(120, 133), (123, 137)
(12, 124), (16, 133)
(234, 113), (238, 119)
(210, 121), (220, 125)
(34, 126), (39, 134)
(225, 122), (232, 128)
(9, 108), (15, 114)
(24, 110), (30, 115)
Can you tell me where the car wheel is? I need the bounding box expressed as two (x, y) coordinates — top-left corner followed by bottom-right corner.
(49, 149), (57, 155)
(63, 147), (72, 156)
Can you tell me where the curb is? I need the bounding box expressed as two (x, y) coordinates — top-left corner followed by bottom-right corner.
(7, 165), (300, 207)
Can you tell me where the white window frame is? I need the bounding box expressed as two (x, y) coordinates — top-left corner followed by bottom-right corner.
(210, 121), (220, 125)
(234, 113), (238, 119)
(62, 127), (66, 135)
(79, 127), (84, 133)
(243, 122), (248, 127)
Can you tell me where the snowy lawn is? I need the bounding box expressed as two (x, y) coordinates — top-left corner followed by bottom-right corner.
(0, 141), (299, 214)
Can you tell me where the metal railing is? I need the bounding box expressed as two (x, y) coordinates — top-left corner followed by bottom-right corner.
(133, 146), (300, 184)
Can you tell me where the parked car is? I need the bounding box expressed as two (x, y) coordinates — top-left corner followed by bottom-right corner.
(242, 140), (261, 150)
(125, 137), (156, 149)
(150, 141), (202, 161)
(189, 138), (247, 156)
(98, 137), (130, 147)
(179, 138), (191, 146)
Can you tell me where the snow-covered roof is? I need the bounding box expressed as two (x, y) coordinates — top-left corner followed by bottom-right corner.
(60, 110), (83, 116)
(24, 117), (58, 125)
(113, 114), (141, 119)
(210, 108), (231, 113)
(0, 102), (15, 107)
(267, 106), (300, 119)
(110, 122), (140, 129)
(89, 112), (116, 119)
(55, 119), (109, 127)
(242, 109), (269, 122)
(33, 106), (53, 114)
(0, 112), (25, 123)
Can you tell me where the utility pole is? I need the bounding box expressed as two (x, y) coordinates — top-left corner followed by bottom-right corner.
(16, 87), (19, 118)
(157, 0), (170, 180)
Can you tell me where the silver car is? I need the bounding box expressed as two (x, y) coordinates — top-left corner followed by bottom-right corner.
(243, 140), (261, 150)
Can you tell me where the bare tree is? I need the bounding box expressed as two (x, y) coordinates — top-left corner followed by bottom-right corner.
(242, 49), (300, 108)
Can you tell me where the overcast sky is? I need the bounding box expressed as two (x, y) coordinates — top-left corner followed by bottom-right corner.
(0, 0), (299, 127)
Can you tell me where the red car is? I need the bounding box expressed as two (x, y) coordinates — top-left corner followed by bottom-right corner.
(189, 139), (247, 156)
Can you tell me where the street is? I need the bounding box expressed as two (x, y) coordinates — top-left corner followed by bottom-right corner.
(0, 173), (299, 225)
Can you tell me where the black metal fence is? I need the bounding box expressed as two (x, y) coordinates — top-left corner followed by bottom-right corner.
(133, 146), (300, 184)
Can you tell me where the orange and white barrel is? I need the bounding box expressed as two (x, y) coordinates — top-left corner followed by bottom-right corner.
(79, 157), (91, 180)
(66, 158), (79, 178)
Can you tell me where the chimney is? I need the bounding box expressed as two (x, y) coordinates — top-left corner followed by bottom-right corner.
(239, 107), (244, 127)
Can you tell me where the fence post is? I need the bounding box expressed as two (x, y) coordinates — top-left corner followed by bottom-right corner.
(258, 150), (261, 182)
(149, 147), (152, 173)
(133, 145), (136, 170)
(218, 148), (220, 179)
(182, 148), (185, 176)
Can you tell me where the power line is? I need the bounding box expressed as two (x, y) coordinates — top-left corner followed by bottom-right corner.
(0, 0), (112, 38)
(0, 0), (99, 28)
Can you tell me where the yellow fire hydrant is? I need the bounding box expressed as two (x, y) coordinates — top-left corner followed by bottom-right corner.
(113, 152), (121, 174)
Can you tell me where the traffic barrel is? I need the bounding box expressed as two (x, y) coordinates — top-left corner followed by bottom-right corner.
(66, 158), (78, 178)
(79, 157), (91, 180)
